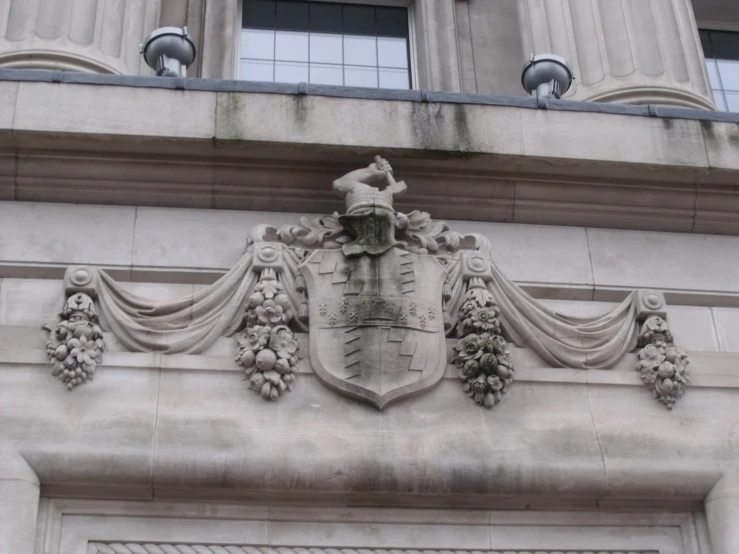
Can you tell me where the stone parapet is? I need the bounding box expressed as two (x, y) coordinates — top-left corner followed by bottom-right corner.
(0, 73), (738, 235)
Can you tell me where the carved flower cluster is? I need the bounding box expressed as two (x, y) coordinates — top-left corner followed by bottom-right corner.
(45, 293), (104, 390)
(453, 288), (513, 409)
(245, 279), (294, 327)
(236, 278), (298, 401)
(636, 338), (690, 410)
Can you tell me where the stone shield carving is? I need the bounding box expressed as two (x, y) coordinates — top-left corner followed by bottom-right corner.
(301, 247), (447, 410)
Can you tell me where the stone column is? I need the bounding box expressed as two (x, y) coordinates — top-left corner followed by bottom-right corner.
(706, 473), (739, 554)
(200, 0), (237, 79)
(0, 0), (161, 74)
(414, 0), (462, 92)
(517, 0), (715, 109)
(0, 442), (39, 554)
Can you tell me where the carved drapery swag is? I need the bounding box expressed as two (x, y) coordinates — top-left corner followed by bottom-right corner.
(44, 158), (689, 410)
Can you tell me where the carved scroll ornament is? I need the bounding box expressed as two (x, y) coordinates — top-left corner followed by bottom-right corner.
(43, 157), (689, 410)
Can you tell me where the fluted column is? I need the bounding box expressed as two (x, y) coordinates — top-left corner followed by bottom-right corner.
(0, 0), (161, 74)
(518, 0), (715, 109)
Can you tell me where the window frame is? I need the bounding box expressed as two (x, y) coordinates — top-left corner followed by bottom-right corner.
(236, 0), (419, 90)
(698, 25), (739, 112)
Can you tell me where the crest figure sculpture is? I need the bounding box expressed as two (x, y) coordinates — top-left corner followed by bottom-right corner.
(301, 157), (448, 408)
(43, 157), (690, 410)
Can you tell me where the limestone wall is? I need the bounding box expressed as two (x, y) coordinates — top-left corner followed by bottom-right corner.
(2, 200), (739, 506)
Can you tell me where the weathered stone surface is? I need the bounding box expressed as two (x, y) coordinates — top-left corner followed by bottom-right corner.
(0, 364), (158, 486)
(132, 207), (302, 271)
(14, 82), (217, 150)
(0, 202), (136, 268)
(2, 78), (739, 234)
(0, 442), (38, 554)
(587, 227), (739, 295)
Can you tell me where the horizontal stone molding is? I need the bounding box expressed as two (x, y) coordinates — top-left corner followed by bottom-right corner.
(1, 74), (739, 235)
(88, 546), (655, 554)
(36, 500), (707, 554)
(1, 344), (737, 390)
(6, 262), (739, 309)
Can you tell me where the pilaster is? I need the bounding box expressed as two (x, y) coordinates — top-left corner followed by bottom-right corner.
(0, 442), (40, 554)
(706, 472), (739, 554)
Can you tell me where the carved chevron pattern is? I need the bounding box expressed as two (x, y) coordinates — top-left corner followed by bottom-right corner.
(88, 545), (657, 554)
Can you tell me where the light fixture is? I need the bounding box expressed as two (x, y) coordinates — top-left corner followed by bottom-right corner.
(521, 53), (573, 99)
(140, 27), (196, 77)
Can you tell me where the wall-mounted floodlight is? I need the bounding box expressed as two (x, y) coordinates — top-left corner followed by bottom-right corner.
(140, 27), (196, 77)
(521, 53), (573, 99)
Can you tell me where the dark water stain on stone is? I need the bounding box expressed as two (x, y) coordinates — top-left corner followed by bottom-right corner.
(452, 103), (473, 152)
(293, 94), (308, 129)
(217, 92), (245, 140)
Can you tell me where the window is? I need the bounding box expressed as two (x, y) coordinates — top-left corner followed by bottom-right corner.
(700, 29), (739, 112)
(239, 0), (412, 89)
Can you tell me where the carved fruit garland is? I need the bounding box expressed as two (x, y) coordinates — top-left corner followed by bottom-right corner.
(46, 292), (105, 390)
(453, 280), (514, 409)
(235, 269), (299, 401)
(636, 315), (690, 409)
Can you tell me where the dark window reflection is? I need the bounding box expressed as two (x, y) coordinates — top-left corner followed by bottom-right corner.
(240, 0), (411, 89)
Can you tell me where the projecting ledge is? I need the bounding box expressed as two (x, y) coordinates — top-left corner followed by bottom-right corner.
(1, 74), (739, 233)
(0, 355), (734, 509)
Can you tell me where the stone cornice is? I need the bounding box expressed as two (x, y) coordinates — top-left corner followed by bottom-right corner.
(5, 260), (739, 308)
(1, 343), (737, 390)
(88, 546), (653, 554)
(0, 71), (738, 235)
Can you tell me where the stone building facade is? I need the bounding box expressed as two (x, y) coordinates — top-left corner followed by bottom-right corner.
(2, 1), (739, 553)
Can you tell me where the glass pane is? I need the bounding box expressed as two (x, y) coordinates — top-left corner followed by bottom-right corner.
(310, 63), (343, 85)
(310, 2), (342, 33)
(726, 91), (739, 112)
(376, 7), (408, 38)
(275, 0), (310, 32)
(275, 30), (309, 62)
(241, 29), (274, 61)
(717, 59), (739, 91)
(699, 30), (713, 57)
(344, 35), (377, 66)
(310, 33), (342, 64)
(275, 60), (308, 83)
(240, 59), (274, 82)
(243, 0), (276, 29)
(705, 60), (720, 88)
(713, 90), (727, 111)
(378, 37), (407, 68)
(710, 30), (739, 61)
(343, 5), (376, 35)
(344, 65), (377, 87)
(379, 67), (409, 89)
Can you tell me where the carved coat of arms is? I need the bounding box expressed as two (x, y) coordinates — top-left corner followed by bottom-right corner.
(43, 156), (691, 411)
(301, 158), (447, 408)
(301, 248), (446, 409)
